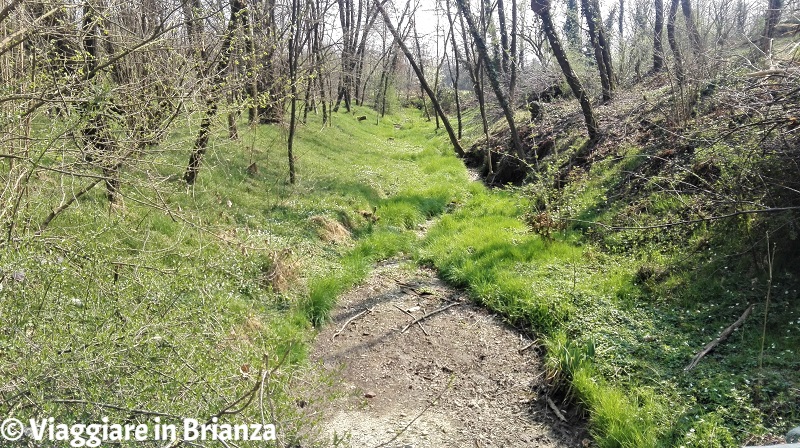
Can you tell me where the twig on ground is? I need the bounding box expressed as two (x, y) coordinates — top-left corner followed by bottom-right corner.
(546, 396), (568, 423)
(401, 302), (460, 333)
(392, 304), (430, 336)
(518, 341), (537, 354)
(373, 375), (454, 448)
(332, 308), (373, 340)
(684, 304), (755, 371)
(395, 279), (433, 296)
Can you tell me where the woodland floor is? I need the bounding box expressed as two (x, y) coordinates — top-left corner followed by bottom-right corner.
(310, 256), (589, 447)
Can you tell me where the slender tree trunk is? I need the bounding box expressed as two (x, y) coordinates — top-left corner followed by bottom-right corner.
(444, 3), (463, 139)
(653, 0), (665, 72)
(287, 0), (301, 184)
(456, 0), (524, 159)
(184, 0), (242, 185)
(509, 0), (518, 100)
(374, 0), (464, 157)
(582, 0), (611, 101)
(228, 96), (239, 140)
(760, 0), (783, 57)
(311, 0), (328, 124)
(353, 4), (380, 105)
(82, 1), (120, 203)
(242, 5), (257, 124)
(667, 0), (684, 83)
(594, 0), (615, 90)
(457, 5), (489, 141)
(497, 0), (510, 75)
(531, 0), (599, 140)
(680, 0), (702, 56)
(412, 20), (431, 121)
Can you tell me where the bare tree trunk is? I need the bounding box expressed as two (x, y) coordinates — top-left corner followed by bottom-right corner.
(81, 1), (120, 203)
(509, 0), (518, 100)
(680, 0), (702, 56)
(653, 0), (665, 72)
(255, 0), (282, 124)
(594, 0), (615, 90)
(287, 0), (300, 184)
(184, 0), (243, 185)
(760, 0), (783, 57)
(444, 2), (463, 139)
(353, 3), (380, 105)
(667, 0), (684, 83)
(455, 0), (524, 159)
(531, 0), (599, 140)
(412, 19), (431, 121)
(497, 0), (510, 75)
(374, 0), (464, 157)
(311, 0), (328, 124)
(457, 4), (489, 142)
(228, 95), (239, 140)
(582, 0), (611, 101)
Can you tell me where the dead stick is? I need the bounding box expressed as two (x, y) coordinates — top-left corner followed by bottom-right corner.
(684, 304), (755, 371)
(332, 308), (372, 340)
(401, 302), (460, 333)
(546, 396), (567, 423)
(519, 341), (537, 354)
(393, 304), (429, 336)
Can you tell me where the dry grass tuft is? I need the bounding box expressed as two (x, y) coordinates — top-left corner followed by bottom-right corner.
(261, 249), (299, 293)
(309, 215), (351, 244)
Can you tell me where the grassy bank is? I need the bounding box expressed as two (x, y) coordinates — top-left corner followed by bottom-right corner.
(419, 97), (798, 445)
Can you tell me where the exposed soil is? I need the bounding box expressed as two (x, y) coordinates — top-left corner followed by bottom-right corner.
(310, 259), (588, 447)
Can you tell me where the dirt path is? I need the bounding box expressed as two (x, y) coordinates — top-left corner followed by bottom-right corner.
(310, 259), (587, 447)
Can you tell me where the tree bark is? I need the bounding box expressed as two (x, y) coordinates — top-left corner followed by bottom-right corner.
(456, 0), (524, 160)
(444, 3), (463, 139)
(653, 0), (665, 72)
(184, 0), (243, 185)
(581, 0), (611, 101)
(497, 0), (510, 76)
(287, 0), (301, 184)
(680, 0), (702, 56)
(667, 0), (684, 83)
(374, 1), (464, 157)
(531, 0), (599, 141)
(760, 0), (783, 57)
(457, 4), (489, 142)
(509, 0), (518, 100)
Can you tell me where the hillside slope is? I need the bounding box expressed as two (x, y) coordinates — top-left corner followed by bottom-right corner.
(433, 67), (800, 446)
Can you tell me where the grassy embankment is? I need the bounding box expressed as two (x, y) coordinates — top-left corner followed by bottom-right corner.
(419, 85), (799, 446)
(1, 105), (472, 445)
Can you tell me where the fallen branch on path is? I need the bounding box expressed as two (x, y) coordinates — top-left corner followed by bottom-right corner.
(518, 340), (538, 354)
(332, 308), (373, 340)
(401, 302), (461, 333)
(684, 304), (755, 371)
(395, 279), (434, 296)
(392, 304), (429, 336)
(546, 396), (568, 423)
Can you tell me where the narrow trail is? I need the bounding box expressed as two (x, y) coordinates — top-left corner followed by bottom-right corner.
(310, 257), (587, 447)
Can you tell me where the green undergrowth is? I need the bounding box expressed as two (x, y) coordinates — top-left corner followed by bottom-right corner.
(0, 105), (470, 445)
